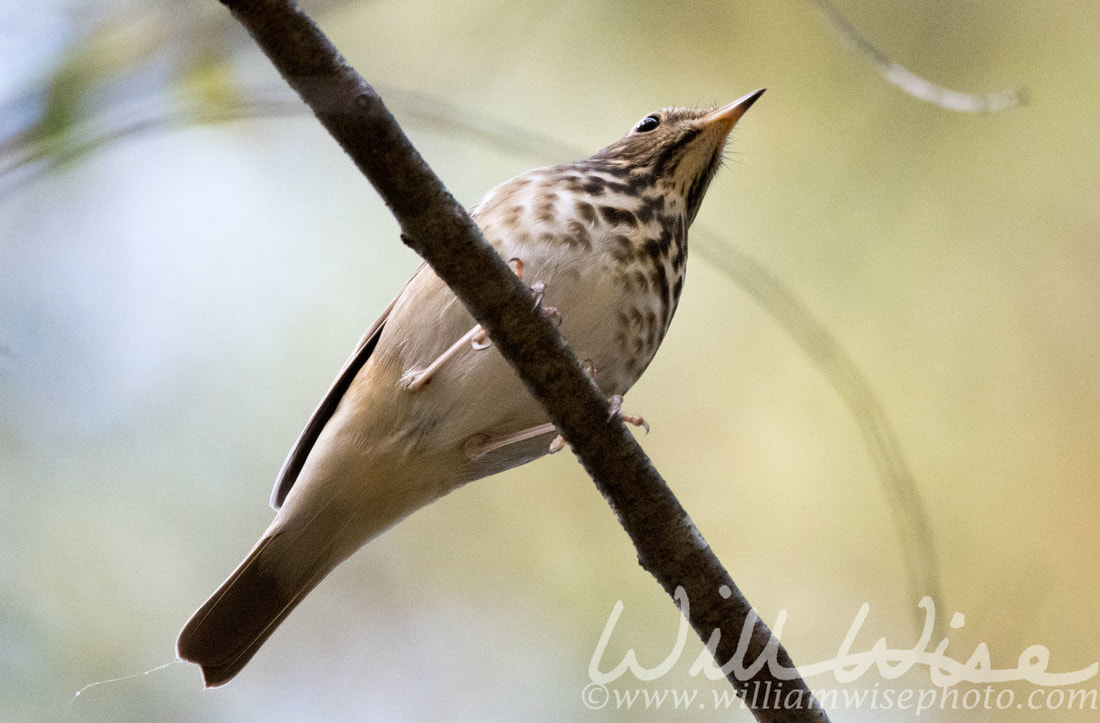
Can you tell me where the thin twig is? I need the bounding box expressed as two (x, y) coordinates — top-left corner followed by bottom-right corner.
(217, 0), (827, 719)
(809, 0), (1027, 113)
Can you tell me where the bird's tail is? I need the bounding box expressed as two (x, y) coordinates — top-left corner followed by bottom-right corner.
(177, 452), (458, 686)
(176, 524), (336, 687)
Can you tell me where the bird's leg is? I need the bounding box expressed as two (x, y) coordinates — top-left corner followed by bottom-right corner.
(464, 423), (559, 459)
(404, 258), (554, 392)
(513, 257), (562, 326)
(466, 360), (594, 459)
(402, 325), (490, 391)
(462, 361), (649, 459)
(545, 364), (649, 454)
(528, 281), (562, 327)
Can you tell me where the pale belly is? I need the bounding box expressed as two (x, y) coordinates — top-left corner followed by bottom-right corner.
(365, 236), (658, 459)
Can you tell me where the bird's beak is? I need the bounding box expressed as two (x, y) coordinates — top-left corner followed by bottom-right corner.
(700, 88), (766, 136)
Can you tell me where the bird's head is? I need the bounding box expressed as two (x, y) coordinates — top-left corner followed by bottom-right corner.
(593, 88), (764, 224)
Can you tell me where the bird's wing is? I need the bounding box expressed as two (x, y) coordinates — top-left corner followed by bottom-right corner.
(269, 265), (424, 509)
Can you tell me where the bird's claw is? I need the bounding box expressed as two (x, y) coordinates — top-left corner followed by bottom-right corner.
(470, 328), (491, 350)
(407, 259), (545, 392)
(608, 394), (649, 434)
(547, 393), (649, 455)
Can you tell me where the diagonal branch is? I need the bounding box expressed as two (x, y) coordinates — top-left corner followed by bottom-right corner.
(217, 1), (828, 719)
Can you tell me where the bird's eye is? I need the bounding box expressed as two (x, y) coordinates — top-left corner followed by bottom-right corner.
(634, 115), (661, 133)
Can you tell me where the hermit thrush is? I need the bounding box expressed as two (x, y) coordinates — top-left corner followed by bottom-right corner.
(177, 89), (764, 686)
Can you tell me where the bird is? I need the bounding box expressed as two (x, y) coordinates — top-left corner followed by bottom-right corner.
(177, 89), (764, 687)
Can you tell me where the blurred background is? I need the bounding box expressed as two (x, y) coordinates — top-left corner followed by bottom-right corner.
(2, 0), (1097, 720)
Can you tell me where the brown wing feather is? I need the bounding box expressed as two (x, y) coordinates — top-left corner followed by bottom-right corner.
(269, 268), (421, 509)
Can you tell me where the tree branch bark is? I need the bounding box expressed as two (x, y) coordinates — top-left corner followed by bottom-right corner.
(217, 1), (828, 719)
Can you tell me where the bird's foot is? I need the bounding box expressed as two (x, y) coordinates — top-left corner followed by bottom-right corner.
(528, 281), (562, 327)
(403, 258), (553, 391)
(607, 394), (649, 434)
(546, 368), (649, 454)
(548, 397), (649, 454)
